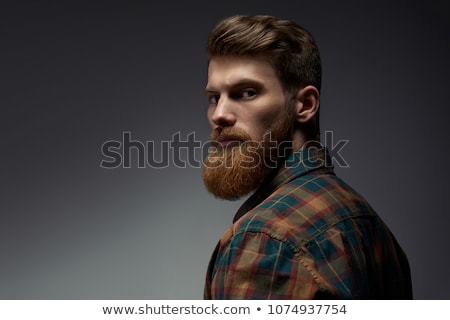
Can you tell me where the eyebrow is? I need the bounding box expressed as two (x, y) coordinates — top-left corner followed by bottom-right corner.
(205, 78), (265, 94)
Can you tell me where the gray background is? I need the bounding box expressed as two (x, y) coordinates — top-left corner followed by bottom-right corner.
(1, 0), (449, 299)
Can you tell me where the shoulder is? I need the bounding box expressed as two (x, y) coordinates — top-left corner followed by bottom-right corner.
(233, 171), (378, 250)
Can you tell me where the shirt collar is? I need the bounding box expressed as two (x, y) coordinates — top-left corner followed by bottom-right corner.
(233, 147), (333, 223)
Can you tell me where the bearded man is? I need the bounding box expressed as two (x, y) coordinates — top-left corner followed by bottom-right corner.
(202, 15), (413, 299)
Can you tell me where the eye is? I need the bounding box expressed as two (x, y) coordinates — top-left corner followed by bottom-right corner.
(208, 94), (219, 105)
(241, 89), (257, 100)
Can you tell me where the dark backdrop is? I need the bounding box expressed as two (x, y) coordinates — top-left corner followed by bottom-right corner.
(1, 0), (449, 299)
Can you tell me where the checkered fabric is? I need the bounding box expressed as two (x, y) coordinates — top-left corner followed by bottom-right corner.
(204, 148), (412, 299)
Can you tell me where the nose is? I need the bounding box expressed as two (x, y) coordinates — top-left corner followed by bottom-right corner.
(209, 96), (236, 128)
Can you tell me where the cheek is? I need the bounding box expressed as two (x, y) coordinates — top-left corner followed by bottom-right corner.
(258, 103), (286, 127)
(244, 108), (284, 139)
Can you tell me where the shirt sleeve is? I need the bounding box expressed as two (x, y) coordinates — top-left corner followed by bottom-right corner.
(209, 231), (320, 299)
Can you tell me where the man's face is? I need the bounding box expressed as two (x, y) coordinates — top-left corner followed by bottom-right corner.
(202, 55), (295, 200)
(205, 55), (288, 143)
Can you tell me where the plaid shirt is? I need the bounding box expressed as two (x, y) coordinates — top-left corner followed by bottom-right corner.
(204, 148), (413, 299)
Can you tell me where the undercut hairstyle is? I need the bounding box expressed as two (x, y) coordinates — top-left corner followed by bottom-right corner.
(206, 15), (322, 98)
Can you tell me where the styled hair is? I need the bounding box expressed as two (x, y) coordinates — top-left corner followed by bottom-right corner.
(206, 15), (322, 98)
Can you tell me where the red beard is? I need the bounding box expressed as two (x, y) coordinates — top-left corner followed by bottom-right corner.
(202, 109), (294, 200)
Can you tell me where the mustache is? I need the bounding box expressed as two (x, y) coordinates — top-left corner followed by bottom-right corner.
(209, 127), (252, 142)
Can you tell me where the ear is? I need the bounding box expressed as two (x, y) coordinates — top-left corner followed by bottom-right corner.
(295, 85), (320, 123)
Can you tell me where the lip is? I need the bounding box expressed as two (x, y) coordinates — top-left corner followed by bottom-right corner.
(215, 136), (242, 148)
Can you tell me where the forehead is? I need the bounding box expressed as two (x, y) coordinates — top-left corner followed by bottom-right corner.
(206, 55), (279, 90)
